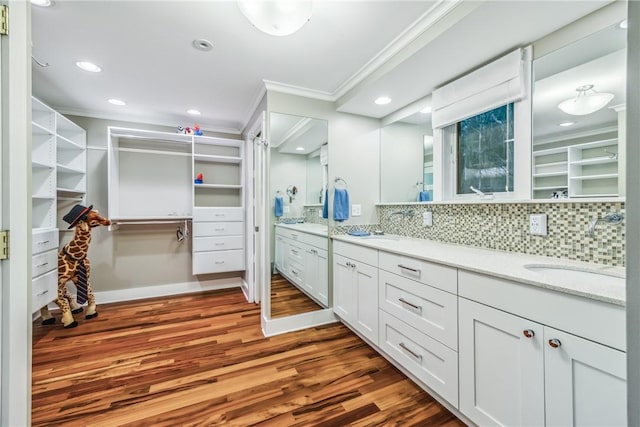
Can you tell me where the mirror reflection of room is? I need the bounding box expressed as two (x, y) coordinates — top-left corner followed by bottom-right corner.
(380, 108), (433, 203)
(269, 113), (329, 318)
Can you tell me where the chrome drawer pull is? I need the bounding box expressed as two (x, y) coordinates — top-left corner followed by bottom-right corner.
(37, 240), (50, 245)
(215, 261), (225, 264)
(36, 290), (49, 297)
(399, 297), (422, 311)
(215, 243), (225, 246)
(36, 262), (49, 267)
(291, 250), (298, 255)
(399, 342), (422, 360)
(548, 338), (561, 348)
(291, 269), (297, 275)
(398, 264), (420, 274)
(214, 228), (225, 232)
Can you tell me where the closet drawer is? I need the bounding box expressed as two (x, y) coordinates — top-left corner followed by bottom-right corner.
(193, 207), (244, 222)
(32, 249), (58, 278)
(379, 251), (456, 294)
(193, 235), (244, 252)
(32, 270), (57, 313)
(192, 249), (245, 275)
(193, 221), (244, 237)
(333, 240), (378, 267)
(379, 310), (458, 407)
(32, 228), (58, 255)
(379, 270), (458, 350)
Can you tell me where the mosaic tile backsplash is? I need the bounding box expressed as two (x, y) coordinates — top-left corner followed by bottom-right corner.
(374, 202), (625, 266)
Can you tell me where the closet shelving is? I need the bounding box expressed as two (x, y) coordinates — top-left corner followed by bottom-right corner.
(533, 137), (619, 199)
(193, 136), (244, 208)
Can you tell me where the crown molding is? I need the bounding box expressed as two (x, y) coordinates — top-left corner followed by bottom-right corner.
(240, 83), (267, 135)
(263, 80), (335, 101)
(54, 107), (242, 135)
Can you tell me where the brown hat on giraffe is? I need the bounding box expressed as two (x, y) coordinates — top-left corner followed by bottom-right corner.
(63, 204), (93, 229)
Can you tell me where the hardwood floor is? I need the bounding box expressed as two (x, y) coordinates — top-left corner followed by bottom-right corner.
(270, 273), (324, 318)
(32, 289), (465, 426)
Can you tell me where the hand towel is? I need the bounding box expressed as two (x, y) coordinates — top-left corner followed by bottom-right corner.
(322, 189), (328, 219)
(333, 188), (349, 222)
(418, 191), (431, 202)
(274, 195), (284, 218)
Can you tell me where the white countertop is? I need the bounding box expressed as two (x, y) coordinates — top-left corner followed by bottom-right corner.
(333, 234), (625, 306)
(276, 222), (328, 237)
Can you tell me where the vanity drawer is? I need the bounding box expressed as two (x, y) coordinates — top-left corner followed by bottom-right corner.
(32, 249), (58, 278)
(277, 228), (304, 242)
(304, 233), (328, 250)
(379, 270), (458, 350)
(32, 228), (58, 255)
(287, 241), (305, 264)
(333, 240), (378, 267)
(287, 260), (305, 285)
(193, 221), (244, 237)
(32, 269), (57, 313)
(192, 249), (245, 275)
(379, 251), (456, 294)
(193, 235), (244, 252)
(379, 310), (458, 407)
(193, 207), (244, 222)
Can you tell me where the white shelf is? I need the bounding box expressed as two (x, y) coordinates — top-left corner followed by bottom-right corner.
(533, 185), (568, 191)
(57, 134), (84, 151)
(570, 157), (618, 166)
(533, 147), (567, 156)
(57, 188), (86, 197)
(32, 160), (55, 169)
(570, 193), (619, 198)
(31, 121), (54, 135)
(533, 172), (567, 178)
(194, 184), (243, 189)
(56, 163), (85, 174)
(194, 135), (242, 147)
(32, 194), (56, 200)
(535, 161), (567, 168)
(110, 127), (192, 144)
(194, 154), (242, 164)
(570, 174), (618, 181)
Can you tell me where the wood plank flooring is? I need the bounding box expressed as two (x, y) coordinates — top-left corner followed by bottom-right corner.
(270, 274), (324, 318)
(32, 288), (465, 426)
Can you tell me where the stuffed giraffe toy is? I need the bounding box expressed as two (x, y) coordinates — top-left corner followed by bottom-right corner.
(40, 204), (111, 328)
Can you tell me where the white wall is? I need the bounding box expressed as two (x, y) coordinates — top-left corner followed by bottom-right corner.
(270, 150), (307, 219)
(380, 122), (425, 202)
(306, 154), (323, 205)
(66, 115), (242, 295)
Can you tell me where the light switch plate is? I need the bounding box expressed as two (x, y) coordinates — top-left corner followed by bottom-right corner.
(283, 206), (290, 214)
(352, 204), (362, 217)
(423, 211), (433, 226)
(530, 214), (547, 236)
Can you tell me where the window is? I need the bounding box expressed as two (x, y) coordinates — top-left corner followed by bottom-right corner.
(456, 103), (514, 195)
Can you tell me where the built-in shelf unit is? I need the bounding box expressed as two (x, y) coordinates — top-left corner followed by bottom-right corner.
(533, 136), (619, 199)
(31, 97), (87, 314)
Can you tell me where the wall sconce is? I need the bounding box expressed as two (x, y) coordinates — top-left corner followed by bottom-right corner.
(237, 0), (312, 37)
(557, 84), (614, 116)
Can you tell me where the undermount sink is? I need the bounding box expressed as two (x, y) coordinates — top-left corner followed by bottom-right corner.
(524, 263), (625, 285)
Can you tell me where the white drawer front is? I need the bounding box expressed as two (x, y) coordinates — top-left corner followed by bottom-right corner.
(304, 233), (328, 250)
(32, 249), (58, 278)
(379, 310), (458, 407)
(379, 270), (458, 350)
(32, 269), (57, 313)
(192, 249), (245, 275)
(193, 207), (244, 222)
(379, 251), (457, 294)
(287, 241), (305, 264)
(193, 221), (244, 237)
(32, 228), (58, 255)
(287, 261), (305, 284)
(333, 240), (378, 267)
(193, 235), (244, 252)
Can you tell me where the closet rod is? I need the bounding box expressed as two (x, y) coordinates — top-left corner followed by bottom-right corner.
(112, 220), (190, 225)
(117, 147), (192, 157)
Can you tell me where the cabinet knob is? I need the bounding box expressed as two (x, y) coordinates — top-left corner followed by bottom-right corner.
(523, 329), (535, 338)
(548, 338), (561, 348)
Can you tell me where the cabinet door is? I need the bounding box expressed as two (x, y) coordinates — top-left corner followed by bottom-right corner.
(459, 298), (545, 427)
(275, 235), (287, 272)
(544, 327), (627, 427)
(303, 246), (317, 295)
(333, 254), (355, 323)
(315, 248), (328, 306)
(354, 261), (378, 345)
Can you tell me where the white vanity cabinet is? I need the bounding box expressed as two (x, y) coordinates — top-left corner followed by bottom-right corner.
(333, 241), (379, 344)
(275, 225), (328, 306)
(458, 270), (626, 427)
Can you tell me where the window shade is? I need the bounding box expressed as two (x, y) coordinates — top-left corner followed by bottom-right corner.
(432, 47), (529, 129)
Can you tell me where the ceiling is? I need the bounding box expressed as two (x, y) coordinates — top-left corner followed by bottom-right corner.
(31, 0), (615, 135)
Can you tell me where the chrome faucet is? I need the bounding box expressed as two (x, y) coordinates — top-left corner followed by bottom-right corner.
(389, 209), (415, 219)
(588, 212), (623, 238)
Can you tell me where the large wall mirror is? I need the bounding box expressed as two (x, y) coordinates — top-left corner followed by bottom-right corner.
(380, 109), (434, 203)
(269, 112), (330, 319)
(532, 19), (627, 199)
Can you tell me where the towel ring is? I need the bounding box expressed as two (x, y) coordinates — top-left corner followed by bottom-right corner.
(334, 177), (348, 188)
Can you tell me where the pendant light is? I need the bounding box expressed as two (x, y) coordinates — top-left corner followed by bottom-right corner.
(557, 84), (614, 116)
(237, 0), (312, 36)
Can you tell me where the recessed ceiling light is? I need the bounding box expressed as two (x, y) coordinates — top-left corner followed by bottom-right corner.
(108, 99), (126, 106)
(31, 0), (52, 6)
(187, 109), (201, 115)
(619, 19), (628, 30)
(559, 121), (575, 127)
(296, 147), (305, 151)
(192, 39), (213, 51)
(420, 106), (432, 114)
(76, 61), (102, 73)
(375, 96), (391, 105)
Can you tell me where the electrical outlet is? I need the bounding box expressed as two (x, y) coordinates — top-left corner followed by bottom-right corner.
(351, 204), (362, 217)
(530, 214), (547, 236)
(423, 211), (433, 227)
(283, 206), (290, 214)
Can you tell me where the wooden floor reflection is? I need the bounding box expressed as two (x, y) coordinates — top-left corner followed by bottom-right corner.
(270, 273), (323, 318)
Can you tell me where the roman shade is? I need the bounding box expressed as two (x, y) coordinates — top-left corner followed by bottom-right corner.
(432, 47), (531, 129)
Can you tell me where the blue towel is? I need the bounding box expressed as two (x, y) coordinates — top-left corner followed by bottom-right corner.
(333, 188), (349, 222)
(322, 189), (328, 219)
(418, 191), (431, 202)
(274, 195), (284, 218)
